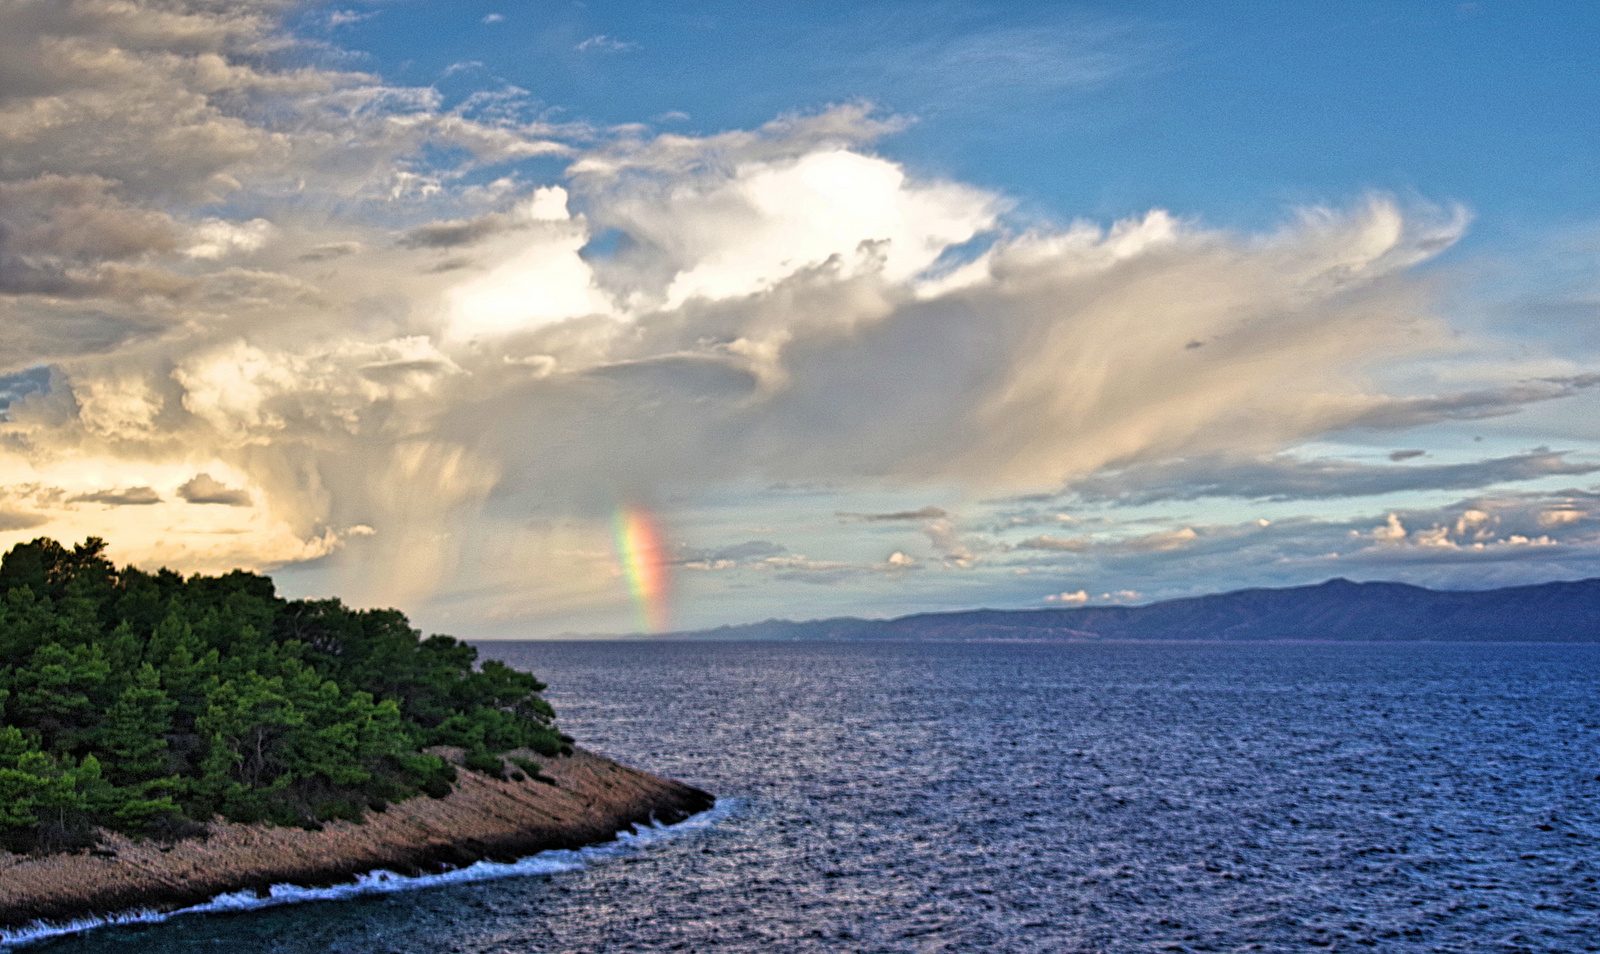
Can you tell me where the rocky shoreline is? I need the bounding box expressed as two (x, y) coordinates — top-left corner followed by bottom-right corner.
(0, 748), (714, 934)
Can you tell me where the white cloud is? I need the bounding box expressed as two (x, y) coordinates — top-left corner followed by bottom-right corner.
(186, 218), (275, 260)
(440, 188), (615, 339)
(624, 148), (1000, 308)
(1045, 589), (1088, 604)
(575, 35), (640, 53)
(1373, 513), (1409, 544)
(2, 3), (1565, 635)
(328, 10), (375, 28)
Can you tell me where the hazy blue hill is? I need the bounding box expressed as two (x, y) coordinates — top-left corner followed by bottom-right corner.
(672, 578), (1600, 642)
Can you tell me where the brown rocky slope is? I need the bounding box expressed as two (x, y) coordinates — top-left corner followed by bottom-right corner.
(0, 748), (714, 932)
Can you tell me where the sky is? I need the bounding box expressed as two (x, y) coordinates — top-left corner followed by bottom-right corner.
(1, 0), (1598, 638)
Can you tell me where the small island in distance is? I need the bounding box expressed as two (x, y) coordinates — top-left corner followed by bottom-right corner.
(0, 538), (712, 933)
(659, 577), (1600, 643)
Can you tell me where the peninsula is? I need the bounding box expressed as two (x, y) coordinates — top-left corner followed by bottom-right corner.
(0, 538), (712, 932)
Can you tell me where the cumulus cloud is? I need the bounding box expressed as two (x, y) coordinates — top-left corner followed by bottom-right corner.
(1045, 589), (1089, 604)
(3, 0), (1583, 634)
(178, 472), (251, 506)
(973, 489), (1600, 619)
(185, 218), (274, 260)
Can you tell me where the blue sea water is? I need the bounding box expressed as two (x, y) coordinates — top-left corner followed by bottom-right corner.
(17, 641), (1600, 953)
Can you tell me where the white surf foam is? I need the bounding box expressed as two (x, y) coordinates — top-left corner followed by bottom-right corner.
(1, 798), (736, 948)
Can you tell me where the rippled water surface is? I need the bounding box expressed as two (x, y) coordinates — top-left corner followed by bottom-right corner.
(29, 641), (1600, 953)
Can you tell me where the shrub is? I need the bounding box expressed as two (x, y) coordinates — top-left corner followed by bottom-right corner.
(462, 749), (506, 779)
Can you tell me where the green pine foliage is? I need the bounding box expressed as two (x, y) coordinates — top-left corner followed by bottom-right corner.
(0, 537), (566, 853)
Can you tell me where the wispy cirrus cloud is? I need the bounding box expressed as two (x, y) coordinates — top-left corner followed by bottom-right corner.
(575, 34), (640, 53)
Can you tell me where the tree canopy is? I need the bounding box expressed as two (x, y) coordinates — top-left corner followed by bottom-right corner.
(0, 537), (565, 853)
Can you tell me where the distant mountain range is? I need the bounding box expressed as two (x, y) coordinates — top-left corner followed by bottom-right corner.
(666, 578), (1600, 642)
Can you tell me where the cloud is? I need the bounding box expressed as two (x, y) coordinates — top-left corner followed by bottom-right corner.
(177, 473), (251, 507)
(185, 218), (274, 260)
(69, 486), (161, 506)
(0, 174), (182, 299)
(1045, 589), (1088, 603)
(866, 15), (1166, 111)
(1, 3), (1566, 635)
(581, 144), (1002, 310)
(1340, 375), (1600, 431)
(1019, 534), (1092, 552)
(298, 241), (362, 261)
(328, 10), (375, 28)
(839, 506), (949, 522)
(482, 14), (504, 25)
(1389, 449), (1425, 461)
(399, 216), (510, 250)
(972, 489), (1600, 620)
(575, 35), (640, 53)
(672, 539), (786, 568)
(1061, 450), (1600, 505)
(755, 550), (920, 583)
(0, 510), (48, 532)
(8, 137), (1472, 621)
(1121, 527), (1198, 552)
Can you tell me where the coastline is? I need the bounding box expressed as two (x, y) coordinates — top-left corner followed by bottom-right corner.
(0, 748), (714, 933)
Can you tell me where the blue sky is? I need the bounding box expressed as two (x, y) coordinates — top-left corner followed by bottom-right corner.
(322, 1), (1599, 236)
(1, 0), (1597, 636)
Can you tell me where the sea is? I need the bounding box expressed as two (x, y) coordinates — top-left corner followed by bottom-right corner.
(13, 640), (1600, 953)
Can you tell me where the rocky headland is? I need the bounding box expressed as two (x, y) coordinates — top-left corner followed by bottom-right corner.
(0, 747), (713, 934)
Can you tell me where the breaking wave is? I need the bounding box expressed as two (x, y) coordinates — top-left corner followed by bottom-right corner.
(1, 798), (735, 949)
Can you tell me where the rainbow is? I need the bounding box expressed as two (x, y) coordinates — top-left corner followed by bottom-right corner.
(612, 504), (671, 633)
